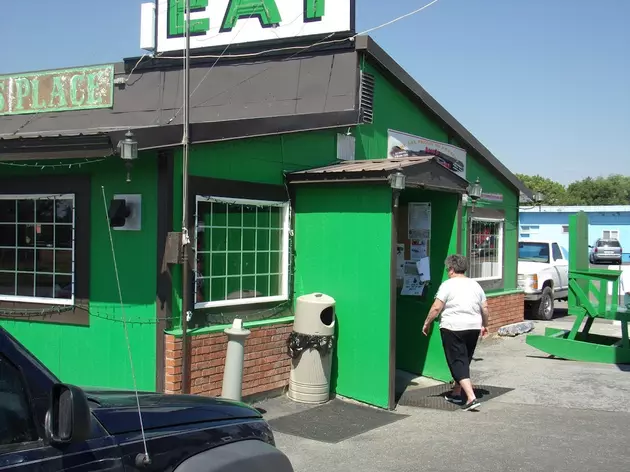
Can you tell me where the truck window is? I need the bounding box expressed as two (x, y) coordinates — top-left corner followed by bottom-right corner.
(0, 356), (38, 446)
(552, 243), (563, 261)
(518, 242), (550, 263)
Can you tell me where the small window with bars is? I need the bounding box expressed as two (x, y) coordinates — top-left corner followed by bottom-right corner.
(561, 225), (569, 234)
(602, 230), (619, 240)
(195, 196), (290, 309)
(0, 195), (75, 305)
(469, 218), (503, 280)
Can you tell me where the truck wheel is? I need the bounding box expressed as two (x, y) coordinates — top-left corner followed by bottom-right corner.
(531, 286), (554, 321)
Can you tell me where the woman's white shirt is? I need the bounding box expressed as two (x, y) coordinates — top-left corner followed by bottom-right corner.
(435, 277), (486, 331)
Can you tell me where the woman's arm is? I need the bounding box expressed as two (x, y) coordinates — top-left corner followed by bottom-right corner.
(422, 298), (444, 335)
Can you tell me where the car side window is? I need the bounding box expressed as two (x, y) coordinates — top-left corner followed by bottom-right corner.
(0, 355), (38, 447)
(552, 243), (563, 261)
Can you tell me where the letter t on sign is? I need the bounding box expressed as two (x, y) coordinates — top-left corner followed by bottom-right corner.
(305, 0), (325, 21)
(222, 0), (282, 31)
(168, 0), (210, 37)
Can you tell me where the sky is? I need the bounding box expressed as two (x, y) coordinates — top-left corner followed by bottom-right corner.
(0, 0), (628, 185)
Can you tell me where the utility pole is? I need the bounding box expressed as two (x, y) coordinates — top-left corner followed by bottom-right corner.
(181, 0), (192, 395)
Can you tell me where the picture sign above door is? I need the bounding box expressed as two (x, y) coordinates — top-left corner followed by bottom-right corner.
(0, 65), (114, 116)
(152, 0), (354, 53)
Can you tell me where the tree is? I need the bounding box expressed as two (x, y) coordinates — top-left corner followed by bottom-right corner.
(565, 174), (630, 205)
(515, 173), (567, 205)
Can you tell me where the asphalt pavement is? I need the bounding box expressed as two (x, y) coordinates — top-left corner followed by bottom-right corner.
(257, 317), (630, 472)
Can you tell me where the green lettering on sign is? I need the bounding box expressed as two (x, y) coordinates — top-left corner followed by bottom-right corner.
(70, 75), (85, 106)
(168, 0), (210, 36)
(49, 76), (67, 108)
(305, 0), (325, 20)
(0, 65), (114, 116)
(30, 79), (46, 109)
(222, 0), (282, 31)
(14, 78), (31, 111)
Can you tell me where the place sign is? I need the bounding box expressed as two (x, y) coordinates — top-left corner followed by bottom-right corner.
(0, 65), (114, 116)
(154, 0), (354, 53)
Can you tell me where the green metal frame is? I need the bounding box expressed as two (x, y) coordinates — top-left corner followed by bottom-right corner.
(526, 212), (630, 364)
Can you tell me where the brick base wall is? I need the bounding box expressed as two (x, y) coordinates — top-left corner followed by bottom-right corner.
(165, 322), (293, 397)
(486, 292), (524, 332)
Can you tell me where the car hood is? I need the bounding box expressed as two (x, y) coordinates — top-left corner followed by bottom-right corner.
(518, 260), (550, 275)
(85, 389), (262, 435)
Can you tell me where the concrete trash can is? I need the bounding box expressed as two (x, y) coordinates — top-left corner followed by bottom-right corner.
(287, 293), (336, 404)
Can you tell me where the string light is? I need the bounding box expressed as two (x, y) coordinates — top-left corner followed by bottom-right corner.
(0, 157), (109, 170)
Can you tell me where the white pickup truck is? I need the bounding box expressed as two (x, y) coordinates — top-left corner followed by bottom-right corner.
(517, 240), (569, 320)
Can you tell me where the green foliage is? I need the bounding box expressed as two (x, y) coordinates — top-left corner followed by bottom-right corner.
(517, 173), (630, 206)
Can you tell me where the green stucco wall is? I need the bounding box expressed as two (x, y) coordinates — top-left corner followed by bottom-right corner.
(169, 129), (343, 330)
(0, 155), (158, 390)
(358, 56), (519, 292)
(294, 185), (393, 409)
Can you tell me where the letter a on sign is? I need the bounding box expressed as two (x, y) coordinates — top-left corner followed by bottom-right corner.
(222, 0), (282, 31)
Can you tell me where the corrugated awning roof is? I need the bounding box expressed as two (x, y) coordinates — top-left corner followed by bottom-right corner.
(287, 157), (470, 194)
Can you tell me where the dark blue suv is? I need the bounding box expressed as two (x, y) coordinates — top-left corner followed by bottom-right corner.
(0, 326), (293, 472)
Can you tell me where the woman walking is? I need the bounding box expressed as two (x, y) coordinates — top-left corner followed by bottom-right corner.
(422, 254), (489, 411)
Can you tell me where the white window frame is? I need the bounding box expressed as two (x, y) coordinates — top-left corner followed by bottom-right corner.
(470, 217), (504, 282)
(194, 195), (290, 309)
(520, 225), (539, 235)
(602, 229), (619, 240)
(0, 194), (76, 306)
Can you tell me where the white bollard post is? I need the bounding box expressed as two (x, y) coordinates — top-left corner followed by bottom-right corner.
(221, 318), (251, 402)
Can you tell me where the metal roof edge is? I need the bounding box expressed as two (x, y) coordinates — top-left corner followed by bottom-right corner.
(519, 205), (630, 213)
(354, 35), (532, 199)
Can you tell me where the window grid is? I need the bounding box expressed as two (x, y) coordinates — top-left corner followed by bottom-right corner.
(469, 218), (503, 281)
(0, 195), (75, 305)
(195, 196), (288, 309)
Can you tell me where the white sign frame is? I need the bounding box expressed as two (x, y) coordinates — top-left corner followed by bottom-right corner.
(387, 129), (467, 180)
(153, 0), (355, 53)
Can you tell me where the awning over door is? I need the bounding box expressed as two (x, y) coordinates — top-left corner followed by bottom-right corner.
(286, 157), (470, 194)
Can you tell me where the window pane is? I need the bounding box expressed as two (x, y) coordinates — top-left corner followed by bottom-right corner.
(17, 200), (35, 222)
(242, 276), (256, 295)
(0, 356), (38, 446)
(227, 253), (241, 276)
(242, 207), (256, 228)
(55, 226), (73, 249)
(226, 277), (241, 298)
(212, 203), (227, 227)
(37, 249), (54, 273)
(242, 229), (255, 251)
(269, 207), (282, 228)
(257, 208), (270, 228)
(270, 229), (282, 251)
(470, 220), (503, 279)
(54, 251), (73, 274)
(211, 227), (227, 251)
(227, 205), (241, 227)
(210, 252), (226, 277)
(197, 201), (212, 225)
(227, 228), (242, 251)
(270, 251), (282, 274)
(54, 275), (72, 299)
(256, 252), (270, 274)
(55, 199), (73, 224)
(0, 248), (16, 271)
(16, 273), (34, 297)
(210, 278), (226, 302)
(17, 250), (35, 271)
(256, 275), (270, 297)
(269, 274), (281, 296)
(0, 200), (16, 223)
(0, 272), (15, 296)
(242, 252), (255, 275)
(35, 199), (54, 223)
(256, 229), (270, 251)
(0, 224), (16, 246)
(35, 274), (55, 298)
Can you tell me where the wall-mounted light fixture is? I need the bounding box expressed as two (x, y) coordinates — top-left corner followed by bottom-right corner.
(117, 130), (138, 183)
(389, 168), (406, 208)
(467, 177), (483, 212)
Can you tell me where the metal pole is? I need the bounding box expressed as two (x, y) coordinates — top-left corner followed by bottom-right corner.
(221, 318), (251, 402)
(181, 0), (192, 395)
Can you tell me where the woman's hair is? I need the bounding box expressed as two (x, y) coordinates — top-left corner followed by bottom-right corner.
(445, 254), (468, 274)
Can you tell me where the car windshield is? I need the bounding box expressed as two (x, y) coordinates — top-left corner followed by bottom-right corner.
(597, 239), (620, 248)
(518, 242), (550, 263)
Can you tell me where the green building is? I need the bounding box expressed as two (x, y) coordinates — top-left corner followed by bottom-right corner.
(0, 36), (528, 409)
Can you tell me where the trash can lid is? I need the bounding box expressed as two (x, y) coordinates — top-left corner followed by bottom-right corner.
(297, 292), (336, 305)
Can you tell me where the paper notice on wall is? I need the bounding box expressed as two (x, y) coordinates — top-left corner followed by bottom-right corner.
(401, 275), (425, 296)
(416, 257), (431, 282)
(396, 244), (405, 279)
(408, 202), (431, 239)
(410, 239), (429, 261)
